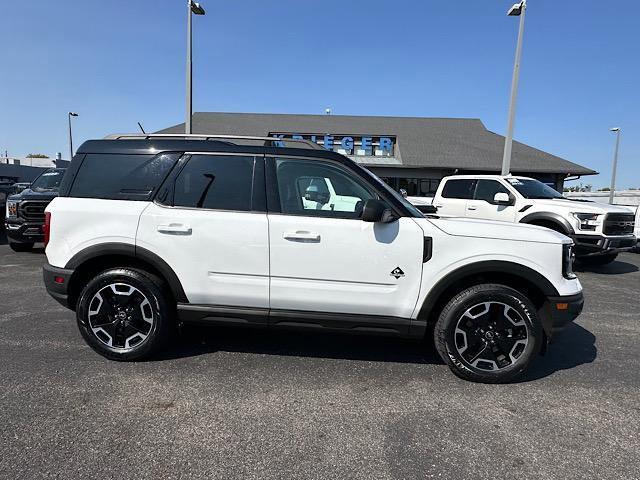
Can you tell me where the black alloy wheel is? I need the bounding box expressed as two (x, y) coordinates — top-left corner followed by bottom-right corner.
(434, 284), (543, 383)
(453, 301), (529, 372)
(76, 268), (173, 361)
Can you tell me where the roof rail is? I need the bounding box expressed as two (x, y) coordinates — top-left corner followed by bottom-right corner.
(103, 133), (323, 150)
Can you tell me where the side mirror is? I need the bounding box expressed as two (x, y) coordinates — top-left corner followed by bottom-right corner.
(304, 185), (330, 204)
(362, 199), (396, 223)
(493, 192), (513, 206)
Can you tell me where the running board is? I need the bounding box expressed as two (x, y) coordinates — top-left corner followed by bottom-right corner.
(176, 304), (415, 337)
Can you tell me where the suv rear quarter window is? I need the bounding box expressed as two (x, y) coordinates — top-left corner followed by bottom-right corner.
(69, 153), (179, 201)
(441, 179), (476, 199)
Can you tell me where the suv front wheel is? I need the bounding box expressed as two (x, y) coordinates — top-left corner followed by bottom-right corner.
(76, 268), (174, 361)
(434, 284), (543, 384)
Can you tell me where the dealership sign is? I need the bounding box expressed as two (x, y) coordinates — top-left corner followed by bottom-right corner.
(270, 133), (395, 156)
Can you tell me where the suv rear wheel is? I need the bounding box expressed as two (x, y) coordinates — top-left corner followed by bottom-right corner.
(434, 284), (543, 384)
(76, 268), (174, 361)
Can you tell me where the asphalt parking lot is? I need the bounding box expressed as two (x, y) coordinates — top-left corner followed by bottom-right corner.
(0, 232), (639, 480)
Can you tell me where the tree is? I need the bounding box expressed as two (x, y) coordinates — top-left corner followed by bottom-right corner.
(597, 187), (610, 192)
(26, 153), (49, 158)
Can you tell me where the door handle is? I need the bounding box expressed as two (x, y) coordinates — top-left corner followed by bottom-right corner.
(467, 206), (477, 211)
(283, 231), (321, 242)
(157, 224), (192, 235)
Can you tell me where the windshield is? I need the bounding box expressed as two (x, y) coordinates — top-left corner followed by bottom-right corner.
(30, 169), (65, 192)
(505, 177), (564, 199)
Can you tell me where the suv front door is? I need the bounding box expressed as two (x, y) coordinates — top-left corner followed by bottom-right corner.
(136, 153), (269, 313)
(266, 156), (425, 326)
(466, 179), (517, 222)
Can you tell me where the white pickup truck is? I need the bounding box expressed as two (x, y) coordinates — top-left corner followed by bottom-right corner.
(412, 175), (637, 265)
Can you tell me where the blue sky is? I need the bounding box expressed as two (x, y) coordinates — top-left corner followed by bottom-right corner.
(1, 0), (638, 188)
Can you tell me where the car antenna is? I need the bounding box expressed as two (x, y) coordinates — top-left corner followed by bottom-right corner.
(137, 122), (146, 134)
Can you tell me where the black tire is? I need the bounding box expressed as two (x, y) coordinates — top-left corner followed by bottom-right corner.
(434, 284), (543, 384)
(9, 242), (34, 252)
(76, 267), (174, 361)
(578, 253), (618, 266)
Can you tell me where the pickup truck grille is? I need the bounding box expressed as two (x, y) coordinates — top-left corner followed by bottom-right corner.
(603, 213), (635, 235)
(18, 201), (48, 222)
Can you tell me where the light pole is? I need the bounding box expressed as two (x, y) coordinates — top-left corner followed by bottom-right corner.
(608, 127), (621, 204)
(186, 0), (206, 134)
(501, 0), (527, 176)
(68, 112), (78, 160)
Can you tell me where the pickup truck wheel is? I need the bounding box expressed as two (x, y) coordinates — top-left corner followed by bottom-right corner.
(76, 268), (173, 361)
(578, 253), (617, 266)
(9, 242), (34, 252)
(434, 284), (543, 384)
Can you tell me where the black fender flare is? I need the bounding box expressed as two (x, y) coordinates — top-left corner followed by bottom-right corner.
(416, 260), (560, 336)
(519, 212), (575, 236)
(65, 242), (188, 302)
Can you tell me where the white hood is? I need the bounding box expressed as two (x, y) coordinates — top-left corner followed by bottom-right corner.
(530, 197), (632, 214)
(422, 217), (570, 244)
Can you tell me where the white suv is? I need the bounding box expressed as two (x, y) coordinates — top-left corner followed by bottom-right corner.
(43, 135), (583, 383)
(428, 175), (636, 265)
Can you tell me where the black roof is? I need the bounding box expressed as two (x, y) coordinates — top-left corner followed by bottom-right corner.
(158, 112), (597, 176)
(76, 138), (350, 163)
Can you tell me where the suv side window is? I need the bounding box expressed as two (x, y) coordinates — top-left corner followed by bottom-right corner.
(69, 153), (179, 201)
(441, 179), (476, 199)
(474, 180), (511, 203)
(272, 158), (376, 219)
(173, 155), (254, 211)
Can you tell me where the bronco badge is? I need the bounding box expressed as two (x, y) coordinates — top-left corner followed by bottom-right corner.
(390, 267), (405, 279)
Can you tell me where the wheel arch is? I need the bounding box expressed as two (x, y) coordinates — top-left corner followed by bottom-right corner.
(417, 261), (559, 340)
(520, 212), (575, 236)
(65, 243), (187, 310)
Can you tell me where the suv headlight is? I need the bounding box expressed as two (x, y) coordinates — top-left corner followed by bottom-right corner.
(562, 244), (576, 279)
(6, 200), (18, 218)
(571, 212), (601, 231)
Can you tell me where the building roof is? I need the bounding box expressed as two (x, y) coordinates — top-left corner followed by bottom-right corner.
(0, 163), (51, 183)
(158, 112), (596, 176)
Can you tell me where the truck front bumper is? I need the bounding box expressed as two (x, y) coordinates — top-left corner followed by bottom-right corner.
(4, 218), (45, 244)
(542, 292), (584, 339)
(573, 234), (636, 257)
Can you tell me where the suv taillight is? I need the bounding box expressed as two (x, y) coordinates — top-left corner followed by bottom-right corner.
(43, 212), (51, 247)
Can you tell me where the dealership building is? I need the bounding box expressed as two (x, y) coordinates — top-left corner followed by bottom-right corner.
(160, 112), (596, 195)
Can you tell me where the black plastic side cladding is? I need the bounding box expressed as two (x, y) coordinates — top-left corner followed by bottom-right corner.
(423, 237), (433, 262)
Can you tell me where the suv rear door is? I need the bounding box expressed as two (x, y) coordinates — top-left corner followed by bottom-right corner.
(136, 153), (269, 314)
(266, 156), (424, 325)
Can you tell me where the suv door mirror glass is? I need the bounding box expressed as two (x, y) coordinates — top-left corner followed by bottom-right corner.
(362, 199), (395, 223)
(493, 192), (513, 205)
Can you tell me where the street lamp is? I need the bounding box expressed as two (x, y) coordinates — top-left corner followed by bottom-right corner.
(608, 127), (621, 204)
(501, 0), (527, 176)
(186, 0), (206, 134)
(68, 112), (78, 160)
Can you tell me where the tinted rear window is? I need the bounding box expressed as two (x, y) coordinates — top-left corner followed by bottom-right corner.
(441, 179), (476, 199)
(172, 155), (254, 211)
(69, 153), (179, 200)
